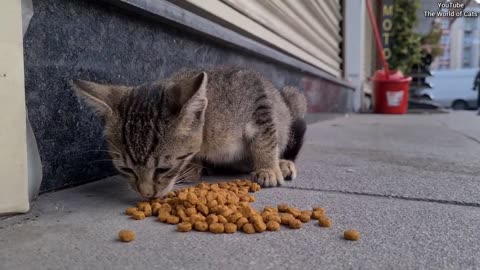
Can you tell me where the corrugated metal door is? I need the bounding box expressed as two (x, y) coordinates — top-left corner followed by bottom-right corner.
(175, 0), (344, 78)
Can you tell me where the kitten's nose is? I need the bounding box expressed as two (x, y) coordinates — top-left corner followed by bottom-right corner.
(138, 183), (155, 199)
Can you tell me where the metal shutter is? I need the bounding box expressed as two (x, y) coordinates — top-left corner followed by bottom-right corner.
(174, 0), (343, 78)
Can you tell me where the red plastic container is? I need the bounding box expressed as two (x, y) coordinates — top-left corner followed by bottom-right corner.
(372, 70), (412, 114)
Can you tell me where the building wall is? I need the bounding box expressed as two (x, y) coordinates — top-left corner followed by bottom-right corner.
(24, 0), (353, 192)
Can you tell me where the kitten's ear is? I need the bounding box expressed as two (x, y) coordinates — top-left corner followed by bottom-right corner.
(71, 79), (125, 118)
(175, 72), (208, 134)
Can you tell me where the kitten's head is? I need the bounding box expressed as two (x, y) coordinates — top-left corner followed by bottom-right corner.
(72, 72), (208, 199)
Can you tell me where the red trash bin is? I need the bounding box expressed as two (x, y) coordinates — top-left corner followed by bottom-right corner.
(372, 70), (412, 114)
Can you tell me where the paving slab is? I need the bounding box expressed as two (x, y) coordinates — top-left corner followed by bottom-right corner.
(1, 177), (480, 270)
(288, 112), (480, 205)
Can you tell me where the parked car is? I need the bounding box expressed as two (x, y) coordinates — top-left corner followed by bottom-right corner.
(422, 68), (478, 110)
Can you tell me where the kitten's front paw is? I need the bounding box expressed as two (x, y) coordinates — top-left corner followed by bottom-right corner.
(251, 167), (284, 187)
(279, 159), (297, 180)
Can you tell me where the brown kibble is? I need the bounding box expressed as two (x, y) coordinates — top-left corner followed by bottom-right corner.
(209, 223), (225, 234)
(318, 217), (332, 228)
(185, 207), (197, 217)
(248, 195), (256, 202)
(177, 192), (188, 201)
(264, 206), (278, 213)
(266, 221), (281, 231)
(236, 217), (249, 229)
(137, 201), (150, 210)
(280, 213), (295, 225)
(344, 230), (360, 241)
(187, 192), (198, 204)
(207, 200), (218, 208)
(151, 203), (161, 215)
(160, 204), (172, 213)
(198, 197), (207, 205)
(206, 214), (219, 224)
(158, 210), (170, 222)
(190, 213), (206, 223)
(313, 207), (325, 213)
(242, 223), (256, 234)
(249, 214), (263, 224)
(266, 215), (281, 223)
(311, 210), (325, 220)
(253, 220), (267, 233)
(197, 204), (209, 216)
(228, 212), (243, 223)
(196, 182), (209, 190)
(219, 182), (230, 189)
(278, 204), (289, 212)
(225, 223), (237, 233)
(167, 191), (176, 198)
(220, 208), (233, 218)
(217, 215), (228, 224)
(298, 213), (311, 223)
(118, 230), (135, 242)
(125, 207), (138, 215)
(194, 221), (209, 231)
(210, 184), (220, 191)
(289, 219), (302, 229)
(166, 215), (180, 224)
(286, 207), (301, 218)
(132, 211), (145, 220)
(177, 222), (192, 232)
(206, 191), (217, 202)
(142, 204), (152, 217)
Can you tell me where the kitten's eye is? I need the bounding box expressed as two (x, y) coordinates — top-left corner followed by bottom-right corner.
(119, 167), (135, 175)
(155, 168), (170, 175)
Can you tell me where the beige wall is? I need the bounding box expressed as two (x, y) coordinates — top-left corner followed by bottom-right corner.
(0, 0), (29, 214)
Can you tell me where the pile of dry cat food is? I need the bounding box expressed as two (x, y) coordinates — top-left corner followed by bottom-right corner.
(120, 179), (359, 241)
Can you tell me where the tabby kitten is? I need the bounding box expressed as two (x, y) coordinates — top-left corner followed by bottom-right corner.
(73, 67), (307, 199)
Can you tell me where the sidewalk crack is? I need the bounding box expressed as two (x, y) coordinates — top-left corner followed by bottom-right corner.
(279, 186), (480, 208)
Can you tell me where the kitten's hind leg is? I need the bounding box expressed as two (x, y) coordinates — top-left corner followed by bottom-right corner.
(279, 159), (297, 180)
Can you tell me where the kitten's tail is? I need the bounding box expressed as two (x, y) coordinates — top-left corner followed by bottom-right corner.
(281, 86), (307, 119)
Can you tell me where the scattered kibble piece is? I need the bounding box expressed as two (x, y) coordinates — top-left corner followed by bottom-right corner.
(311, 210), (324, 220)
(143, 204), (152, 217)
(242, 223), (256, 234)
(225, 223), (237, 233)
(194, 221), (209, 232)
(236, 217), (249, 229)
(177, 222), (192, 232)
(132, 211), (145, 220)
(344, 230), (360, 241)
(209, 223), (225, 234)
(266, 221), (281, 231)
(278, 204), (289, 212)
(118, 230), (135, 242)
(166, 215), (180, 224)
(298, 213), (311, 223)
(288, 219), (302, 229)
(318, 216), (332, 228)
(125, 207), (138, 216)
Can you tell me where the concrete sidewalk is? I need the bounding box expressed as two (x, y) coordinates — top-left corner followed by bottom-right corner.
(2, 111), (480, 270)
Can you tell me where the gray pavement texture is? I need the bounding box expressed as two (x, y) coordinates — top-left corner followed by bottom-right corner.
(2, 111), (480, 270)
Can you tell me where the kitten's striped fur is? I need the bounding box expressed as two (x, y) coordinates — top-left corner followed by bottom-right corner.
(73, 67), (306, 199)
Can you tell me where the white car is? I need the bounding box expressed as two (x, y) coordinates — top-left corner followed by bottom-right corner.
(422, 68), (478, 110)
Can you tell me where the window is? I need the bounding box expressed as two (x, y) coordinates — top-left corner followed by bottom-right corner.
(441, 19), (449, 29)
(464, 48), (472, 61)
(463, 61), (471, 68)
(464, 32), (473, 44)
(441, 35), (449, 45)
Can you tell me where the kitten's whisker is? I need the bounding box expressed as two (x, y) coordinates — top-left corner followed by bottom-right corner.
(80, 149), (121, 156)
(104, 138), (122, 153)
(89, 159), (113, 164)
